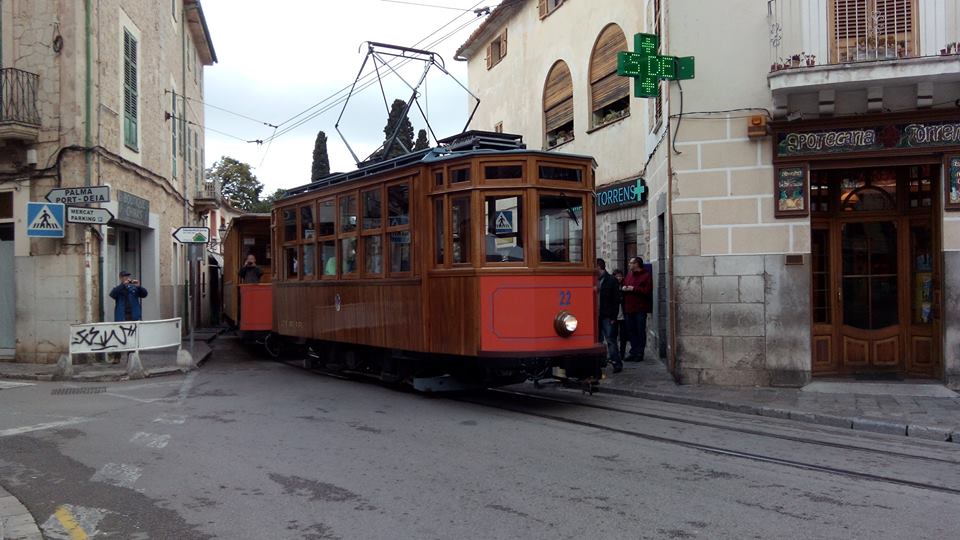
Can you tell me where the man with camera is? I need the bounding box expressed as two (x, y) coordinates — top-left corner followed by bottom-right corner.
(109, 270), (148, 322)
(238, 253), (263, 284)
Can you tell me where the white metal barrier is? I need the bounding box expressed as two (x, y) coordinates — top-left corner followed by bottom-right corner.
(58, 318), (193, 378)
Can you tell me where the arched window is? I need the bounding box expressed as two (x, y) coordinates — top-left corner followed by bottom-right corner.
(589, 24), (630, 128)
(543, 60), (574, 149)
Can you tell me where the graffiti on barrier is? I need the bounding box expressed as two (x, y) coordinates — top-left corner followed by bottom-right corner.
(70, 324), (138, 352)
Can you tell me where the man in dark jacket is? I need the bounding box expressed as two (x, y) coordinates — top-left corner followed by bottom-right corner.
(596, 258), (622, 373)
(622, 256), (652, 361)
(110, 271), (148, 321)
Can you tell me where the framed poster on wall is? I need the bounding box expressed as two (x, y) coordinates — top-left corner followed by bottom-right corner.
(774, 164), (809, 218)
(945, 155), (960, 211)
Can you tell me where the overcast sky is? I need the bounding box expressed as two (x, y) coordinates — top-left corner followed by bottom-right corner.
(200, 0), (492, 195)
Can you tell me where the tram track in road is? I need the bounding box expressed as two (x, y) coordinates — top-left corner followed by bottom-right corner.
(456, 388), (960, 497)
(273, 353), (960, 496)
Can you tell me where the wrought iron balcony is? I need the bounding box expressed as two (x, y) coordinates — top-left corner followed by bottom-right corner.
(0, 68), (41, 141)
(194, 181), (221, 208)
(767, 0), (960, 72)
(767, 0), (960, 90)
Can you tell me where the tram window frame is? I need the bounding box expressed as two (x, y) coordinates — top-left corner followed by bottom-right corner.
(317, 198), (338, 279)
(483, 192), (525, 266)
(300, 202), (317, 280)
(537, 162), (585, 185)
(433, 168), (445, 190)
(280, 205), (300, 280)
(482, 162), (525, 183)
(537, 193), (585, 265)
(361, 186), (385, 277)
(386, 179), (413, 276)
(450, 194), (472, 266)
(338, 193), (359, 280)
(434, 197), (446, 267)
(450, 165), (471, 184)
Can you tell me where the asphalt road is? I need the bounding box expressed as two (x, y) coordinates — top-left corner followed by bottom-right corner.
(1, 337), (958, 539)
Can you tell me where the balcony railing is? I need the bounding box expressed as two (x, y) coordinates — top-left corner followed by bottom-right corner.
(0, 68), (40, 126)
(195, 181), (221, 201)
(767, 0), (960, 72)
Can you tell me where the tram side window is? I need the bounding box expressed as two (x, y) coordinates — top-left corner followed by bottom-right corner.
(363, 188), (382, 229)
(321, 240), (336, 276)
(538, 194), (583, 263)
(340, 194), (357, 233)
(365, 235), (383, 274)
(451, 196), (471, 264)
(390, 231), (411, 273)
(300, 204), (315, 278)
(434, 198), (445, 266)
(302, 243), (315, 277)
(484, 195), (524, 263)
(283, 208), (297, 242)
(341, 237), (357, 275)
(285, 246), (298, 278)
(387, 184), (409, 226)
(300, 205), (315, 240)
(318, 199), (336, 236)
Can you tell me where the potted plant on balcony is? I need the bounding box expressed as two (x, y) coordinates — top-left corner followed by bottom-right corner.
(790, 53), (802, 68)
(805, 53), (816, 67)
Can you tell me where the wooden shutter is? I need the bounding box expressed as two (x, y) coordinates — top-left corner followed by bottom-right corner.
(538, 0), (547, 18)
(123, 30), (138, 149)
(544, 61), (574, 132)
(485, 43), (492, 69)
(833, 0), (868, 40)
(545, 99), (573, 132)
(501, 28), (507, 58)
(590, 24), (629, 112)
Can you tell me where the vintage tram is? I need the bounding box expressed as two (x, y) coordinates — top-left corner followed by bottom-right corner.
(221, 213), (273, 336)
(230, 131), (604, 389)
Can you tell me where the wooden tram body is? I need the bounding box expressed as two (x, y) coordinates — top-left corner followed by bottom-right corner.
(222, 214), (273, 332)
(235, 132), (604, 386)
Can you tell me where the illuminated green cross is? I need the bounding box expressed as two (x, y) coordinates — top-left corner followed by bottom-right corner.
(617, 33), (695, 98)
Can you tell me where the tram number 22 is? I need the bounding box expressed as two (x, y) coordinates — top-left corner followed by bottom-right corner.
(558, 290), (573, 306)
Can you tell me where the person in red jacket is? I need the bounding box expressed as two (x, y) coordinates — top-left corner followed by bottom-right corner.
(621, 256), (652, 361)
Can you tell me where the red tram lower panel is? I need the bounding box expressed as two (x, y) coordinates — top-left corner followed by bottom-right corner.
(239, 284), (274, 332)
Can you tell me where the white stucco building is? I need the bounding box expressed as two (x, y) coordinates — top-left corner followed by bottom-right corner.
(457, 0), (960, 388)
(0, 0), (217, 362)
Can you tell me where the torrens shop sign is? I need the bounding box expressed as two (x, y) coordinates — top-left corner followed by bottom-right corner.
(777, 120), (960, 157)
(596, 178), (648, 213)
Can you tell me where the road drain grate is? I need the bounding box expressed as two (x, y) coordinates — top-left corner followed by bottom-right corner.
(51, 387), (107, 395)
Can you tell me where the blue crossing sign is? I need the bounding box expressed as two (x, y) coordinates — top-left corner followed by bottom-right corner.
(26, 202), (65, 238)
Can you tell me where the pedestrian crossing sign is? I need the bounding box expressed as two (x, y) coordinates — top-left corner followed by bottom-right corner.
(495, 211), (513, 233)
(26, 202), (65, 238)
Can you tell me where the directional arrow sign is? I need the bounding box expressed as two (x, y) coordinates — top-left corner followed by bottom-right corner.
(172, 226), (210, 244)
(46, 186), (110, 205)
(67, 206), (114, 225)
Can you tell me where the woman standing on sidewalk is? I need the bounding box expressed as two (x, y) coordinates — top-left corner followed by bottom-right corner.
(621, 257), (652, 362)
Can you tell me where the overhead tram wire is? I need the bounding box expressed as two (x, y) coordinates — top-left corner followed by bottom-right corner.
(182, 95), (279, 128)
(257, 13), (482, 145)
(379, 0), (475, 11)
(262, 0), (486, 137)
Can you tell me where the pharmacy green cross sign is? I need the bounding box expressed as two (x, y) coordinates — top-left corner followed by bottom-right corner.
(617, 33), (695, 98)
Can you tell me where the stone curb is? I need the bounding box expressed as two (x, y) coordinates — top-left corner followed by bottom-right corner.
(599, 386), (958, 444)
(0, 347), (213, 383)
(0, 487), (43, 540)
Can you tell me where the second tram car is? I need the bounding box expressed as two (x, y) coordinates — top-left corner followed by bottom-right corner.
(235, 131), (604, 388)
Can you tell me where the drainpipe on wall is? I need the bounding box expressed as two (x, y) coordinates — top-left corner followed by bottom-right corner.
(664, 8), (679, 382)
(83, 0), (94, 322)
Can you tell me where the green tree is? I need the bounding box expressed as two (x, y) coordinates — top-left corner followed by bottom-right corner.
(311, 130), (330, 182)
(375, 99), (415, 161)
(413, 129), (430, 151)
(207, 157), (262, 211)
(250, 188), (286, 213)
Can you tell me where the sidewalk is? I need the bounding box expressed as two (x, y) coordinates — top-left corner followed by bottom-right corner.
(0, 485), (42, 540)
(600, 359), (960, 444)
(0, 334), (216, 383)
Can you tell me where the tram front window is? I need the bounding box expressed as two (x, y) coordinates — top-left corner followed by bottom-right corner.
(484, 195), (523, 263)
(538, 194), (583, 263)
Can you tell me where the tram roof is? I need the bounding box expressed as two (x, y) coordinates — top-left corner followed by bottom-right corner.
(280, 131), (596, 200)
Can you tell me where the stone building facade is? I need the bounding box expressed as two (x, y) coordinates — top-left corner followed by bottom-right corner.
(458, 0), (960, 389)
(0, 0), (216, 362)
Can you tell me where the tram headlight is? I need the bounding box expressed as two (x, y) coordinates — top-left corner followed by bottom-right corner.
(554, 311), (578, 337)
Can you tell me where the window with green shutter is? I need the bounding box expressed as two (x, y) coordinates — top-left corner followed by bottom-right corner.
(123, 30), (139, 151)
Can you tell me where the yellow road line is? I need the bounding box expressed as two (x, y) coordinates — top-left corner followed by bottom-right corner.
(55, 505), (89, 540)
